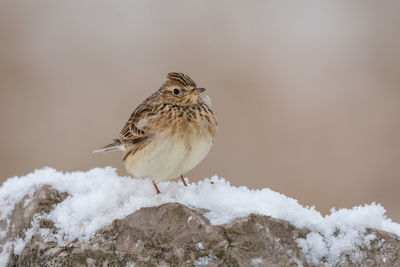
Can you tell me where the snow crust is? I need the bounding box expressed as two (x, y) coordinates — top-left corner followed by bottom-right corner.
(0, 167), (399, 266)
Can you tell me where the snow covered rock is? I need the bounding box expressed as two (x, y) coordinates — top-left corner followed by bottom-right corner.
(1, 168), (400, 266)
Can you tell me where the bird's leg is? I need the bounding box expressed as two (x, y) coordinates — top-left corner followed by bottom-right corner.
(152, 180), (161, 194)
(180, 175), (188, 187)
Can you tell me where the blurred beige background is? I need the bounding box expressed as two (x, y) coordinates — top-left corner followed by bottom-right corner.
(0, 1), (399, 221)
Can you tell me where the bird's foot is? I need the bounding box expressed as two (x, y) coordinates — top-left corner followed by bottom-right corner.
(180, 175), (188, 187)
(152, 180), (161, 194)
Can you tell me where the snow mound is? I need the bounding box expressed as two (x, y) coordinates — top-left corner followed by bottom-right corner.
(0, 167), (399, 266)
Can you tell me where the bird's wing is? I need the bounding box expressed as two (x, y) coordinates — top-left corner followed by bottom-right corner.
(119, 95), (157, 145)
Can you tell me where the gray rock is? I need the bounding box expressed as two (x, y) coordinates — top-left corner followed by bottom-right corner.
(1, 186), (399, 266)
(0, 185), (68, 266)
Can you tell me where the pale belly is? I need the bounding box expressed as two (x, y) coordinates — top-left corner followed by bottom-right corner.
(124, 131), (213, 182)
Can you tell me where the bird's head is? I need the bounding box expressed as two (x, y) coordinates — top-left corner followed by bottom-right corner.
(159, 72), (206, 106)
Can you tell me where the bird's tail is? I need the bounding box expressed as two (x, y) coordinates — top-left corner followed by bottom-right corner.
(93, 139), (124, 153)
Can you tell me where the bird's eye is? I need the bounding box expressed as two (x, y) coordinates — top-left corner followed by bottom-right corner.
(173, 88), (180, 95)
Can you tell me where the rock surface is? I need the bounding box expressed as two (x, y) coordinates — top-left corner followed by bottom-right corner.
(1, 186), (399, 266)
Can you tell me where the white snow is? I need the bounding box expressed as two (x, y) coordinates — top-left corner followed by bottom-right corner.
(196, 242), (204, 250)
(194, 255), (217, 265)
(251, 257), (263, 264)
(0, 167), (399, 266)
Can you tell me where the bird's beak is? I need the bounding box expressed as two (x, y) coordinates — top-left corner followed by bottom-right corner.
(193, 87), (206, 94)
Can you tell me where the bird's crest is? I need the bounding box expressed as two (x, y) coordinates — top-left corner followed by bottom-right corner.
(166, 72), (196, 87)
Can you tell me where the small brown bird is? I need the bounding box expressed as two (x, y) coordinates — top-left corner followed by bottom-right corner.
(95, 73), (217, 193)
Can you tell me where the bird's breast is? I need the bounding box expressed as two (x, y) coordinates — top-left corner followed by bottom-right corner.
(124, 124), (214, 181)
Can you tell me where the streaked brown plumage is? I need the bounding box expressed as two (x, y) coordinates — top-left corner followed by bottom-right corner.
(95, 73), (217, 193)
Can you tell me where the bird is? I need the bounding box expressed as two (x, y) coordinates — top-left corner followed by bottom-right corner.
(94, 72), (218, 194)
